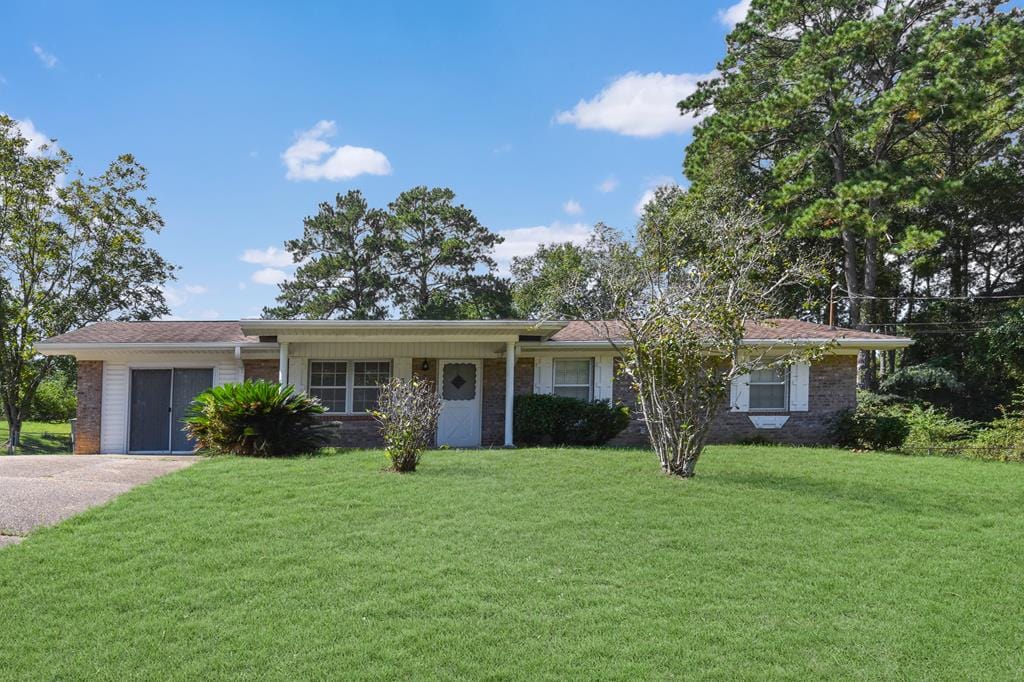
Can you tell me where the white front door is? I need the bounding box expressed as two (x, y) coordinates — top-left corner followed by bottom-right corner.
(437, 360), (482, 447)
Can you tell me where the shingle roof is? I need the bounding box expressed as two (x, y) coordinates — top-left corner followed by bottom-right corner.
(38, 318), (908, 347)
(548, 319), (906, 343)
(39, 321), (258, 345)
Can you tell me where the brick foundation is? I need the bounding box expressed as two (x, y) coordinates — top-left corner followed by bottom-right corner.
(317, 415), (383, 448)
(607, 355), (857, 448)
(75, 360), (103, 454)
(244, 359), (279, 383)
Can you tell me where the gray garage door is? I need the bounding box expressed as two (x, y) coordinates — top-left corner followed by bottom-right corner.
(129, 368), (214, 453)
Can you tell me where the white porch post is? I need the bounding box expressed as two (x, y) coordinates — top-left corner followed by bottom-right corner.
(278, 342), (289, 385)
(504, 340), (516, 448)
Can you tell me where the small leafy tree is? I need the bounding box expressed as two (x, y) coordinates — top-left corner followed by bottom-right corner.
(370, 378), (442, 472)
(510, 223), (625, 319)
(569, 189), (827, 477)
(0, 116), (174, 453)
(185, 381), (329, 457)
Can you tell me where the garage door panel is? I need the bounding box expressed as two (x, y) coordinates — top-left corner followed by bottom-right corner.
(129, 369), (172, 452)
(171, 368), (213, 452)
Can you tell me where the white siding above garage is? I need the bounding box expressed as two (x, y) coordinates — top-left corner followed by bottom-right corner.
(98, 351), (238, 454)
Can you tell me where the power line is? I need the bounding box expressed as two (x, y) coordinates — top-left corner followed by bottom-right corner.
(838, 288), (1024, 301)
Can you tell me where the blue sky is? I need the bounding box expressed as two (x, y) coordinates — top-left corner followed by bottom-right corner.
(2, 0), (746, 319)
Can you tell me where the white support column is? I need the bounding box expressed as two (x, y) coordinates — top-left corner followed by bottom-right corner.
(504, 340), (516, 448)
(278, 342), (289, 385)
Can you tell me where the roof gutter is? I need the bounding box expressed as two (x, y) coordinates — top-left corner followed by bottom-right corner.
(35, 341), (277, 355)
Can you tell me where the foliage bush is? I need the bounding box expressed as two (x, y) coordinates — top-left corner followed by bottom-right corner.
(30, 375), (77, 422)
(971, 417), (1024, 462)
(185, 380), (329, 457)
(831, 394), (910, 451)
(370, 378), (442, 472)
(514, 394), (630, 447)
(901, 405), (977, 457)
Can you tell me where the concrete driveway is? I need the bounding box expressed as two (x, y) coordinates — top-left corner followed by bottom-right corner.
(0, 455), (195, 546)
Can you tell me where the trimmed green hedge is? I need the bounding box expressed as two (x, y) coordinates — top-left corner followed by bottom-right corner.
(514, 394), (630, 446)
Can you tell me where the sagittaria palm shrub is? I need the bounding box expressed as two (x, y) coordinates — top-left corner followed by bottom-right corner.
(185, 380), (330, 457)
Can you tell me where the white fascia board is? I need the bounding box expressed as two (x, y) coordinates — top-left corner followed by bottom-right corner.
(35, 341), (275, 356)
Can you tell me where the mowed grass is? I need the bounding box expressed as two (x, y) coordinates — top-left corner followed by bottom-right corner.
(0, 420), (71, 454)
(1, 447), (1022, 679)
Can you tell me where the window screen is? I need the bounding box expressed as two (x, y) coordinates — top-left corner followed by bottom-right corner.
(309, 361), (347, 413)
(442, 363), (476, 401)
(553, 359), (592, 401)
(749, 367), (789, 410)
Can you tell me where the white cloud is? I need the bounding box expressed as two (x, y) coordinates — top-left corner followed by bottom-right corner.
(282, 120), (391, 181)
(32, 45), (58, 69)
(4, 117), (52, 156)
(493, 222), (593, 274)
(596, 176), (619, 193)
(240, 246), (294, 268)
(161, 286), (187, 308)
(161, 283), (208, 309)
(493, 143), (513, 154)
(717, 0), (751, 28)
(252, 268), (289, 285)
(563, 199), (583, 216)
(238, 282), (247, 290)
(555, 71), (714, 138)
(633, 176), (681, 216)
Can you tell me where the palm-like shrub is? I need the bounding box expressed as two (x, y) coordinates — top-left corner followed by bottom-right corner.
(185, 380), (329, 457)
(370, 378), (441, 472)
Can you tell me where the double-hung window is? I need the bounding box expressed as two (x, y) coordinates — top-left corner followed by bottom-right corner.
(309, 360), (391, 414)
(748, 367), (789, 411)
(553, 358), (593, 401)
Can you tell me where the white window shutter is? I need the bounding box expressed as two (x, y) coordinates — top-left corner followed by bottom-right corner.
(288, 357), (307, 393)
(394, 357), (413, 382)
(789, 361), (810, 411)
(594, 356), (614, 402)
(730, 374), (750, 412)
(534, 357), (553, 394)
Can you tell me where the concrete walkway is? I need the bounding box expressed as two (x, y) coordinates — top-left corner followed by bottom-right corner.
(0, 455), (195, 546)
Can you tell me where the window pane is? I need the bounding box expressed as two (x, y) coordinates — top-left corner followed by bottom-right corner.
(442, 363), (476, 401)
(311, 387), (346, 413)
(554, 359), (591, 386)
(352, 387), (380, 413)
(354, 361), (390, 387)
(553, 386), (590, 401)
(750, 367), (785, 384)
(310, 361), (347, 388)
(750, 384), (786, 410)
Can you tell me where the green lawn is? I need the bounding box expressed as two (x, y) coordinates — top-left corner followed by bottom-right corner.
(1, 447), (1022, 679)
(0, 420), (71, 454)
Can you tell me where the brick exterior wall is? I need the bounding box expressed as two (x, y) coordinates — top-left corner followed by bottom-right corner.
(481, 357), (535, 447)
(75, 360), (103, 454)
(317, 357), (535, 449)
(317, 415), (383, 448)
(607, 355), (857, 447)
(244, 359), (279, 383)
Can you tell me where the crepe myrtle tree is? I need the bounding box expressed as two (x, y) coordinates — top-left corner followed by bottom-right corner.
(568, 188), (829, 477)
(0, 116), (174, 453)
